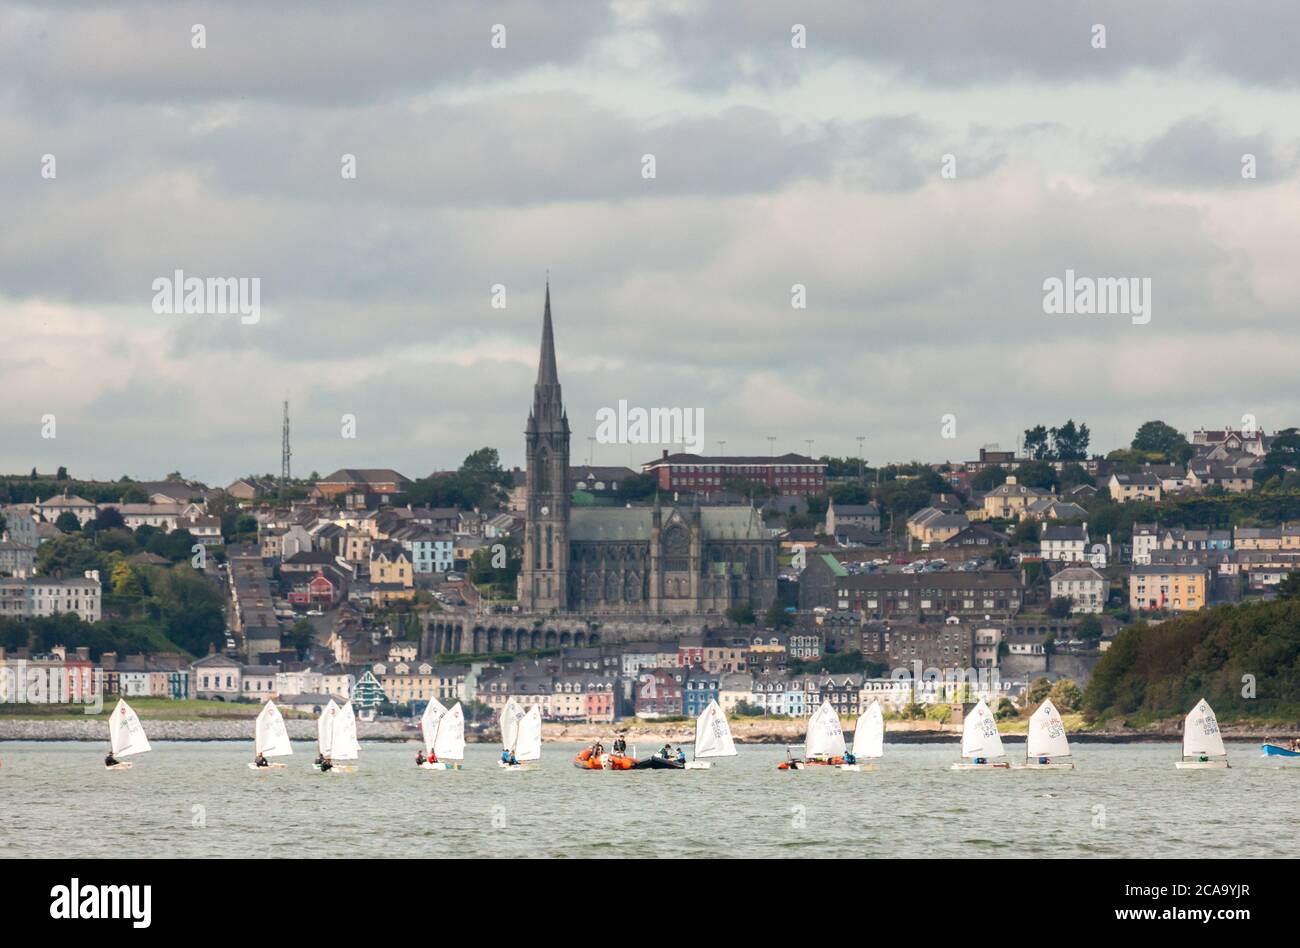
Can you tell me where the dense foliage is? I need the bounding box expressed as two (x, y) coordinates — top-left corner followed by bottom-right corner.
(1084, 598), (1300, 723)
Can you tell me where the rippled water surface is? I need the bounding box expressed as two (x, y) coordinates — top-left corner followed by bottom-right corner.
(2, 742), (1296, 858)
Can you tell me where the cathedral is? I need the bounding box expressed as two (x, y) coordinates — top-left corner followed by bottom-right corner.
(518, 286), (778, 616)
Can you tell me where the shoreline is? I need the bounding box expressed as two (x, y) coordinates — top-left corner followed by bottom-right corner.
(0, 718), (1293, 744)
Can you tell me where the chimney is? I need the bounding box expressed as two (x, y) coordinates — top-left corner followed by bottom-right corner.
(76, 646), (90, 661)
(662, 449), (669, 460)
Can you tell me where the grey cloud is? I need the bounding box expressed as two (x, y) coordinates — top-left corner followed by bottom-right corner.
(646, 0), (1300, 89)
(1104, 117), (1296, 186)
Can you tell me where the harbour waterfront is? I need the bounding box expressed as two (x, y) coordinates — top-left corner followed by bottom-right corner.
(2, 742), (1296, 859)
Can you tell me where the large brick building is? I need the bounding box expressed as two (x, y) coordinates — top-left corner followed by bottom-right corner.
(641, 451), (825, 496)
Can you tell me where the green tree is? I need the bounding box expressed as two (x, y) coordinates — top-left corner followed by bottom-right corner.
(1026, 677), (1053, 704)
(1048, 596), (1073, 619)
(54, 511), (82, 533)
(36, 534), (105, 580)
(286, 619), (316, 659)
(764, 601), (793, 629)
(1050, 420), (1090, 461)
(1277, 571), (1300, 600)
(725, 603), (756, 625)
(152, 566), (225, 655)
(1047, 679), (1083, 712)
(1131, 420), (1192, 465)
(1023, 425), (1051, 460)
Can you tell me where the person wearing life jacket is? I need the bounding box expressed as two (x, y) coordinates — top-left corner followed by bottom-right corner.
(843, 752), (856, 766)
(320, 756), (333, 773)
(416, 750), (426, 766)
(675, 747), (686, 764)
(613, 736), (626, 755)
(255, 753), (269, 768)
(660, 744), (672, 759)
(315, 752), (326, 768)
(507, 751), (518, 766)
(501, 749), (511, 765)
(105, 753), (118, 767)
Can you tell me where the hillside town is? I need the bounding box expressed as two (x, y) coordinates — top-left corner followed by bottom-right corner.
(4, 415), (1299, 727)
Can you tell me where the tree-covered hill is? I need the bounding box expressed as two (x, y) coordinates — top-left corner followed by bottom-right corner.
(1084, 598), (1300, 725)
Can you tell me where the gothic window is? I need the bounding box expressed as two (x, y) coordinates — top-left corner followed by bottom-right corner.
(663, 525), (689, 572)
(545, 526), (553, 569)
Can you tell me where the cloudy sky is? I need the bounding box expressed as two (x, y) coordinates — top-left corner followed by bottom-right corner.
(3, 0), (1299, 485)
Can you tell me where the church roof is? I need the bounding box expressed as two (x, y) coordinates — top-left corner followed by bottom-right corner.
(568, 506), (768, 541)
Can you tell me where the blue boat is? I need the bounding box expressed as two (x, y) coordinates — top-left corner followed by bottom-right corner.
(1261, 743), (1300, 758)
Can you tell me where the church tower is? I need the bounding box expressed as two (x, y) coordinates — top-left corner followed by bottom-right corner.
(519, 283), (570, 611)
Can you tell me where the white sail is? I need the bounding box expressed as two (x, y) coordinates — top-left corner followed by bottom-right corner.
(330, 701), (361, 761)
(1027, 699), (1071, 758)
(960, 698), (1005, 759)
(694, 698), (737, 760)
(512, 706), (543, 762)
(109, 698), (151, 758)
(317, 699), (338, 756)
(432, 701), (466, 761)
(1183, 698), (1226, 758)
(852, 700), (884, 759)
(805, 700), (846, 758)
(420, 697), (448, 754)
(254, 700), (293, 758)
(500, 699), (525, 752)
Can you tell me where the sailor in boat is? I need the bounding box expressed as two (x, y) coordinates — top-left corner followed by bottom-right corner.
(416, 750), (426, 766)
(319, 756), (333, 773)
(613, 735), (627, 755)
(254, 752), (270, 768)
(315, 752), (326, 768)
(675, 747), (686, 765)
(500, 749), (519, 767)
(659, 743), (672, 759)
(104, 752), (118, 768)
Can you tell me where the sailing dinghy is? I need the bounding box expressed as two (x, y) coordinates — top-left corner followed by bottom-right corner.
(313, 699), (338, 770)
(840, 700), (883, 771)
(249, 699), (292, 769)
(686, 698), (737, 770)
(779, 700), (845, 770)
(1015, 699), (1075, 770)
(951, 698), (1009, 770)
(1175, 698), (1229, 769)
(419, 699), (466, 771)
(499, 704), (542, 770)
(322, 700), (360, 773)
(106, 698), (151, 770)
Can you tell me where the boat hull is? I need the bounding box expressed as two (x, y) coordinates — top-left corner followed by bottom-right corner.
(419, 761), (462, 771)
(1175, 760), (1230, 769)
(105, 762), (133, 771)
(684, 761), (712, 770)
(497, 761), (536, 770)
(951, 762), (1010, 771)
(837, 762), (877, 772)
(1262, 743), (1300, 759)
(1013, 762), (1076, 770)
(247, 762), (287, 770)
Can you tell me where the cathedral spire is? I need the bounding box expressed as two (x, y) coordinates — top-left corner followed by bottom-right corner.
(537, 279), (558, 388)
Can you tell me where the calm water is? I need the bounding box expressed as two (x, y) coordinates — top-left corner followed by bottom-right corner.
(1, 742), (1295, 858)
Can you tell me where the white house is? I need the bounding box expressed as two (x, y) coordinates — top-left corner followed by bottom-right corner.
(1050, 566), (1107, 614)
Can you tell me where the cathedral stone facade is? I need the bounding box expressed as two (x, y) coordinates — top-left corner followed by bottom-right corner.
(517, 287), (778, 616)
